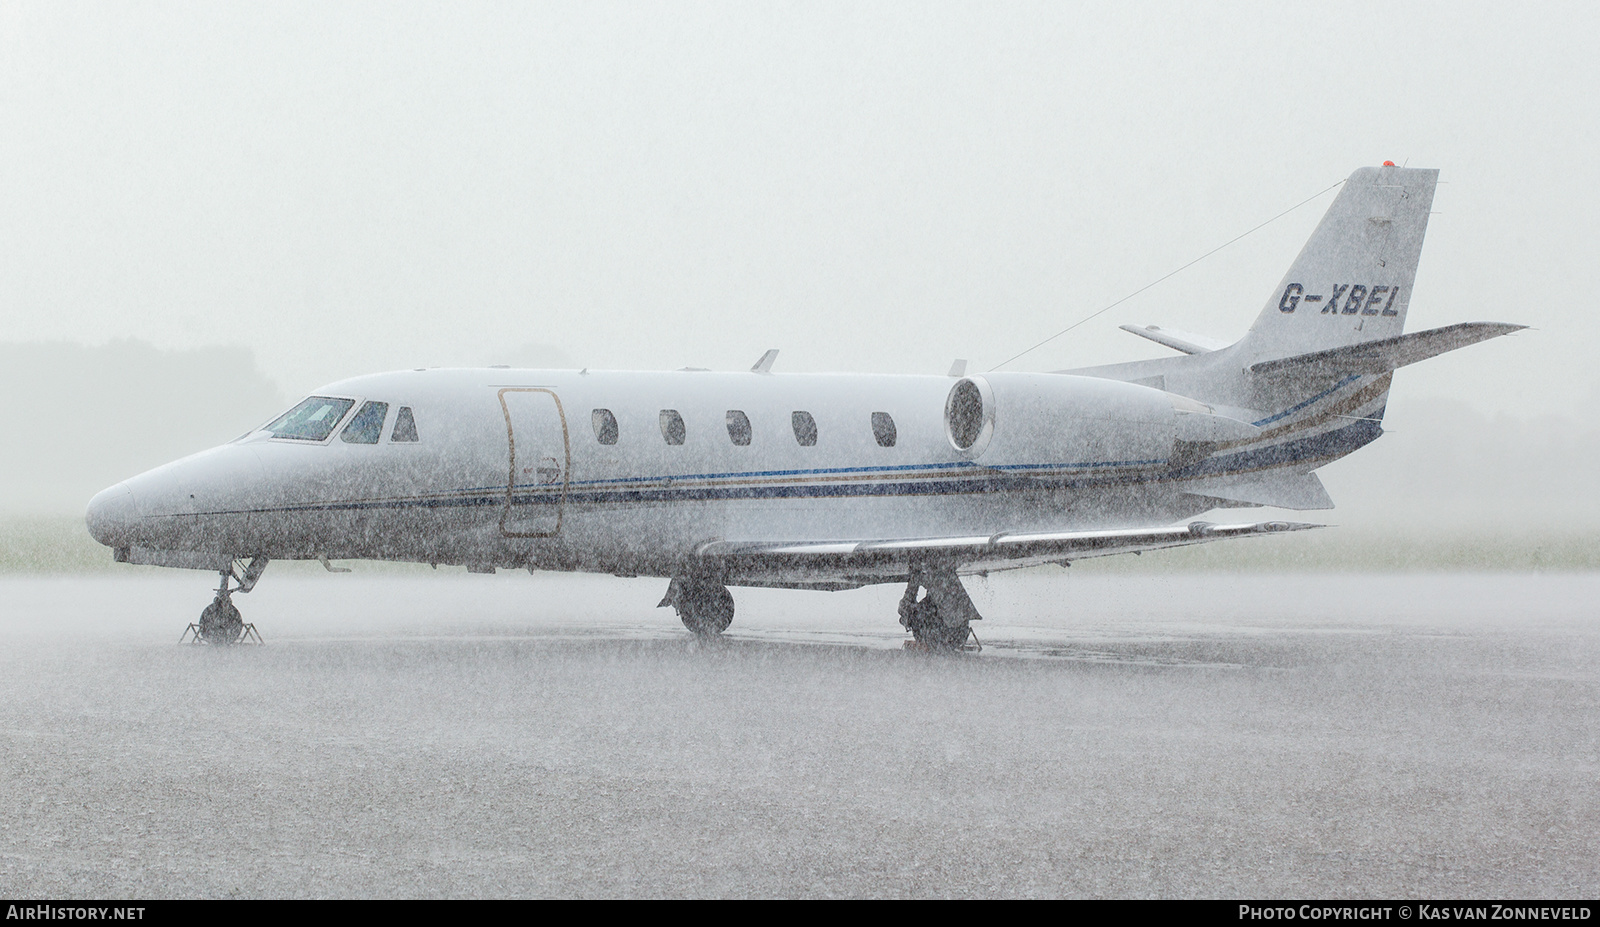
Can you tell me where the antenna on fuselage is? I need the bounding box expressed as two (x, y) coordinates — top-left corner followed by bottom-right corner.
(987, 177), (1346, 371)
(751, 349), (779, 374)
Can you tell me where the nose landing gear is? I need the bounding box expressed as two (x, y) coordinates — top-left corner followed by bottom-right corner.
(181, 558), (268, 645)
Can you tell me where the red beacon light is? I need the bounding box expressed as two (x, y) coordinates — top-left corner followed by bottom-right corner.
(1383, 160), (1397, 166)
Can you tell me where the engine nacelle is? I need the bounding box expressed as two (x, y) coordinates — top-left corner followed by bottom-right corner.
(943, 373), (1258, 470)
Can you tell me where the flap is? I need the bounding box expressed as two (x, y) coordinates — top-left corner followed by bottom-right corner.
(694, 520), (1321, 588)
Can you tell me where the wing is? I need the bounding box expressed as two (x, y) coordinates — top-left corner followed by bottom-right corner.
(694, 520), (1320, 590)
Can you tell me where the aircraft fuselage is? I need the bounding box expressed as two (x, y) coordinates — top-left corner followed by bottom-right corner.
(87, 367), (1277, 581)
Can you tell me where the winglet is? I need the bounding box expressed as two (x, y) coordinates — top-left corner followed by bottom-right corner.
(948, 359), (968, 377)
(751, 349), (779, 374)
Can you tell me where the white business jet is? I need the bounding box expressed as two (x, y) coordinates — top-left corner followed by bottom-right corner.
(86, 165), (1522, 647)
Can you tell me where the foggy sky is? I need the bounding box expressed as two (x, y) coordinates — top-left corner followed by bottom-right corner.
(1, 3), (1592, 411)
(1, 2), (1596, 523)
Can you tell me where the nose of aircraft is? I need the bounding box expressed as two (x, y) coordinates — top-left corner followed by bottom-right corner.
(85, 483), (140, 548)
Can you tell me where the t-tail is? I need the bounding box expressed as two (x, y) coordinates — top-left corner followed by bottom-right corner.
(1063, 164), (1524, 510)
(1241, 165), (1439, 362)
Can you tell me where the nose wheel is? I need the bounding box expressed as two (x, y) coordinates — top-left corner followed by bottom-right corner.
(181, 560), (267, 645)
(191, 594), (251, 644)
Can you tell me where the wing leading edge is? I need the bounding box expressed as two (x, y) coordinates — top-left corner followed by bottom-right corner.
(694, 520), (1320, 590)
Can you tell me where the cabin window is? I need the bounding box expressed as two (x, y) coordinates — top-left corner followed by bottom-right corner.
(391, 406), (419, 443)
(726, 410), (752, 446)
(871, 412), (897, 447)
(592, 409), (619, 445)
(340, 401), (389, 444)
(791, 411), (817, 447)
(660, 409), (686, 446)
(265, 396), (356, 442)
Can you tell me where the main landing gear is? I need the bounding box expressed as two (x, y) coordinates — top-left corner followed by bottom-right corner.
(181, 558), (269, 645)
(656, 566), (983, 652)
(659, 576), (735, 637)
(898, 565), (983, 652)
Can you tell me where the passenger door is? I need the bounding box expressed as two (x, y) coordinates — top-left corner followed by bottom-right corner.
(498, 388), (569, 538)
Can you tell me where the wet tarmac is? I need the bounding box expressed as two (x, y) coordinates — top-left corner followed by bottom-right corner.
(1, 570), (1596, 898)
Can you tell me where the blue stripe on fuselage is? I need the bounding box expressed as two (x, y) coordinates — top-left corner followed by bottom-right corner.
(206, 419), (1381, 518)
(1251, 375), (1362, 427)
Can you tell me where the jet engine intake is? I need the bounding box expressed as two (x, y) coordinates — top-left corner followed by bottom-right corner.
(945, 373), (1257, 471)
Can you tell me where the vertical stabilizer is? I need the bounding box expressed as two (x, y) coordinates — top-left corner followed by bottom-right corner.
(1239, 165), (1438, 363)
(1057, 165), (1517, 487)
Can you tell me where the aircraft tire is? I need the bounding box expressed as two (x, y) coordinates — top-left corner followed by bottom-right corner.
(677, 580), (734, 636)
(910, 619), (970, 650)
(197, 596), (245, 646)
(903, 599), (970, 650)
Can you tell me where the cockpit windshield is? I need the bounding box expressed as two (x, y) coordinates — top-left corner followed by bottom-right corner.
(264, 396), (357, 441)
(339, 401), (389, 444)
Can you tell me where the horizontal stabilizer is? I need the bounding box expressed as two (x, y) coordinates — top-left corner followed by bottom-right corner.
(1250, 322), (1525, 377)
(1181, 471), (1334, 510)
(1121, 324), (1231, 355)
